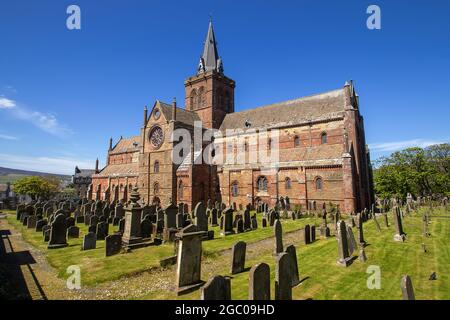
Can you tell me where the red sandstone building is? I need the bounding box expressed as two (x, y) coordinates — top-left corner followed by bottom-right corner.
(90, 22), (374, 213)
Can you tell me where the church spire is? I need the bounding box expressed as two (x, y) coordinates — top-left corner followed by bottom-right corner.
(198, 21), (223, 74)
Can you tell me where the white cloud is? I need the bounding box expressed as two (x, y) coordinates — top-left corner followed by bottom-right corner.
(0, 97), (16, 109)
(369, 139), (447, 152)
(0, 96), (73, 137)
(0, 134), (18, 140)
(0, 153), (97, 175)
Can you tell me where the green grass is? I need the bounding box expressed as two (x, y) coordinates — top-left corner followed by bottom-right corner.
(143, 207), (450, 300)
(4, 211), (312, 287)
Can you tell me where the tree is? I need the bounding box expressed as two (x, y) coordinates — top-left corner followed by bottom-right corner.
(373, 143), (450, 199)
(13, 176), (59, 200)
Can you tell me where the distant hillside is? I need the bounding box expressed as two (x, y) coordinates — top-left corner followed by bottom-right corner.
(0, 167), (71, 184)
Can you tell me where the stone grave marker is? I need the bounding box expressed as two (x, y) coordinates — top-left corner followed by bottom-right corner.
(48, 214), (68, 249)
(201, 275), (231, 300)
(82, 232), (96, 250)
(231, 241), (246, 274)
(274, 219), (283, 255)
(105, 234), (122, 257)
(248, 263), (270, 300)
(275, 252), (292, 300)
(67, 226), (80, 238)
(285, 245), (300, 286)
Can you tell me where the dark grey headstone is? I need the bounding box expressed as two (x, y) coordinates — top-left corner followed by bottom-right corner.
(248, 263), (270, 300)
(82, 232), (96, 250)
(275, 252), (292, 300)
(96, 221), (109, 240)
(285, 245), (300, 286)
(48, 214), (68, 249)
(274, 219), (283, 255)
(67, 226), (80, 238)
(105, 233), (122, 257)
(401, 275), (415, 300)
(231, 241), (246, 274)
(201, 275), (231, 300)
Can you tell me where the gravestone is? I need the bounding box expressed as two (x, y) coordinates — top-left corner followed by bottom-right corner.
(194, 202), (208, 232)
(285, 245), (300, 286)
(82, 232), (96, 250)
(393, 207), (406, 242)
(105, 234), (122, 257)
(35, 219), (47, 232)
(304, 225), (311, 245)
(356, 213), (366, 246)
(66, 216), (75, 228)
(27, 215), (37, 229)
(248, 263), (270, 300)
(275, 252), (292, 300)
(274, 219), (283, 255)
(336, 221), (351, 267)
(359, 248), (367, 262)
(118, 218), (125, 234)
(383, 213), (389, 227)
(67, 226), (80, 238)
(201, 275), (231, 300)
(346, 225), (357, 256)
(175, 225), (205, 295)
(262, 217), (267, 228)
(210, 208), (218, 227)
(237, 219), (244, 233)
(221, 208), (234, 236)
(401, 275), (415, 300)
(42, 225), (51, 242)
(243, 209), (251, 231)
(231, 241), (246, 274)
(373, 215), (382, 232)
(310, 225), (316, 243)
(96, 221), (109, 240)
(48, 214), (68, 249)
(251, 215), (258, 230)
(122, 188), (144, 246)
(141, 216), (153, 239)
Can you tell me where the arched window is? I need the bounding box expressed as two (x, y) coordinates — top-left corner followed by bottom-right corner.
(190, 89), (197, 109)
(315, 177), (323, 190)
(231, 181), (239, 197)
(257, 176), (268, 192)
(294, 136), (300, 147)
(154, 160), (160, 173)
(285, 177), (292, 190)
(153, 182), (159, 195)
(197, 86), (205, 108)
(178, 181), (184, 199)
(321, 132), (328, 144)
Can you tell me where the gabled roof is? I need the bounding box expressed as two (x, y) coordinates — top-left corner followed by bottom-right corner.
(110, 136), (140, 154)
(74, 169), (96, 177)
(94, 163), (139, 177)
(219, 88), (346, 133)
(157, 101), (201, 127)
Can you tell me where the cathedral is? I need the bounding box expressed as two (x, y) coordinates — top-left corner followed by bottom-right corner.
(89, 22), (374, 213)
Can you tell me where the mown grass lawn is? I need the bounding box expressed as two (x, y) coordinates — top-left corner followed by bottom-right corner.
(4, 210), (314, 287)
(150, 207), (450, 300)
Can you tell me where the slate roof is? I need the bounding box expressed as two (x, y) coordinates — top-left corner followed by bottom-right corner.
(158, 101), (201, 126)
(219, 88), (346, 133)
(74, 169), (96, 177)
(110, 136), (141, 154)
(95, 163), (139, 177)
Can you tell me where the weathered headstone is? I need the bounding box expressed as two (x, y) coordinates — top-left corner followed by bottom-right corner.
(105, 233), (122, 257)
(304, 224), (311, 245)
(201, 275), (231, 300)
(96, 221), (109, 240)
(82, 232), (96, 250)
(393, 207), (406, 242)
(67, 226), (80, 238)
(221, 208), (234, 236)
(248, 263), (270, 300)
(48, 214), (68, 249)
(175, 225), (205, 295)
(35, 219), (47, 232)
(285, 245), (300, 286)
(336, 221), (351, 267)
(194, 202), (208, 232)
(27, 215), (37, 229)
(231, 241), (246, 274)
(356, 213), (366, 246)
(401, 275), (415, 300)
(122, 188), (144, 246)
(275, 252), (292, 300)
(274, 219), (283, 255)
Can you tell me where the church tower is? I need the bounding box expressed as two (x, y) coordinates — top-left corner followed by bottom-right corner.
(184, 21), (235, 129)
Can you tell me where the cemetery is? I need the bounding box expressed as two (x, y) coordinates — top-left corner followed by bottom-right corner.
(1, 192), (449, 300)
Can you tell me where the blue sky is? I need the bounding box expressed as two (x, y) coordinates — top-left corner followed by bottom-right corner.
(0, 0), (449, 174)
